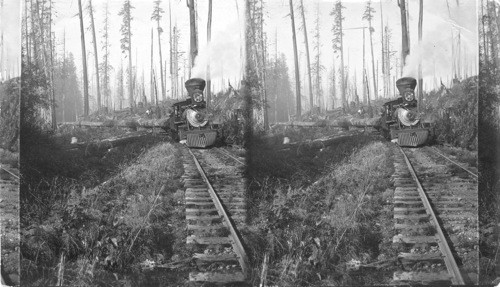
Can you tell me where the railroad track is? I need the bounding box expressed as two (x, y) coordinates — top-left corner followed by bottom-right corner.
(181, 146), (249, 284)
(391, 145), (478, 285)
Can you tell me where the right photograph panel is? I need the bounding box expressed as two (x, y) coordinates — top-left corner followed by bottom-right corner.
(243, 0), (479, 285)
(478, 0), (500, 286)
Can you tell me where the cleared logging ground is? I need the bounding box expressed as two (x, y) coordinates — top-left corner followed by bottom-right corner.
(245, 132), (397, 286)
(1, 150), (20, 286)
(20, 130), (190, 286)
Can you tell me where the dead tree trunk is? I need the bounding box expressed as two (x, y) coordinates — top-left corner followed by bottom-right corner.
(48, 0), (57, 129)
(157, 28), (165, 101)
(206, 0), (212, 108)
(262, 20), (268, 129)
(0, 0), (3, 80)
(379, 0), (386, 97)
(152, 0), (166, 101)
(289, 0), (301, 118)
(88, 0), (101, 112)
(169, 0), (175, 99)
(367, 8), (377, 99)
(62, 30), (66, 121)
(362, 27), (367, 103)
(150, 28), (154, 105)
(299, 0), (314, 112)
(417, 0), (423, 110)
(187, 0), (198, 74)
(339, 8), (346, 109)
(128, 20), (133, 108)
(398, 0), (410, 68)
(78, 0), (89, 116)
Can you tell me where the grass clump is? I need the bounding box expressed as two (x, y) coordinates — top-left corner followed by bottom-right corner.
(422, 77), (477, 150)
(21, 131), (186, 286)
(246, 135), (394, 286)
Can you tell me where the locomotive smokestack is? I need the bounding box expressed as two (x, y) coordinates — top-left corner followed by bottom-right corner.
(185, 78), (206, 96)
(396, 77), (417, 95)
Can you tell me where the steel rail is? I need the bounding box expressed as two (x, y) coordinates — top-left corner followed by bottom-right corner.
(216, 148), (245, 166)
(398, 146), (465, 285)
(429, 147), (478, 179)
(0, 165), (19, 180)
(187, 148), (250, 279)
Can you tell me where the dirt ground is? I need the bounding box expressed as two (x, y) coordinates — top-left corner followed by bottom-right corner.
(1, 164), (19, 286)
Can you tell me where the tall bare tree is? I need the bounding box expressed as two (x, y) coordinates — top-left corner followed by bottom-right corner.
(0, 0), (3, 81)
(417, 0), (423, 110)
(116, 59), (124, 110)
(299, 0), (313, 112)
(61, 29), (66, 121)
(152, 0), (166, 101)
(383, 25), (395, 95)
(169, 0), (176, 99)
(172, 25), (180, 98)
(100, 1), (112, 110)
(119, 0), (134, 108)
(150, 28), (155, 105)
(379, 0), (388, 97)
(23, 0), (30, 66)
(260, 0), (268, 128)
(78, 0), (89, 116)
(206, 0), (212, 108)
(330, 56), (336, 109)
(331, 0), (346, 109)
(289, 0), (301, 117)
(363, 0), (377, 99)
(88, 0), (101, 112)
(187, 0), (198, 73)
(246, 0), (267, 127)
(398, 0), (410, 68)
(312, 2), (323, 111)
(486, 0), (498, 68)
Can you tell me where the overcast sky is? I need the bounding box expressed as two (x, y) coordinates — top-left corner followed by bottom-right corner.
(0, 0), (21, 80)
(52, 0), (244, 103)
(266, 0), (477, 108)
(0, 0), (479, 108)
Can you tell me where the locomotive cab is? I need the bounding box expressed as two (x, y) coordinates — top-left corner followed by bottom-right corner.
(167, 78), (218, 148)
(381, 77), (429, 147)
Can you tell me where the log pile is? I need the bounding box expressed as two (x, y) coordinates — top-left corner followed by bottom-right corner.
(65, 131), (152, 152)
(276, 130), (362, 150)
(58, 117), (170, 129)
(273, 116), (381, 129)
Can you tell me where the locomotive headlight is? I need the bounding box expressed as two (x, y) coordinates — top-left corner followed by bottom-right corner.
(186, 109), (208, 127)
(404, 91), (415, 101)
(193, 92), (203, 103)
(194, 112), (205, 122)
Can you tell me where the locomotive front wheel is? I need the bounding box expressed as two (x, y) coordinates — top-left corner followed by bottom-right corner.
(170, 129), (180, 141)
(381, 129), (391, 140)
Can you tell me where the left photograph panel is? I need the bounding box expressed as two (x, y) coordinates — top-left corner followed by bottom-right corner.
(0, 0), (21, 286)
(20, 0), (246, 285)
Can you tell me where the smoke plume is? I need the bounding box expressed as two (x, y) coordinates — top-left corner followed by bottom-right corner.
(401, 1), (476, 82)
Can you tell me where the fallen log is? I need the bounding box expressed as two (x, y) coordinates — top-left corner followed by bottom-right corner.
(273, 120), (346, 128)
(273, 116), (380, 129)
(65, 131), (150, 152)
(59, 118), (170, 129)
(348, 117), (380, 127)
(276, 131), (362, 150)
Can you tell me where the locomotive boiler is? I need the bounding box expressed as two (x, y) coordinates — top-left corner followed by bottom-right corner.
(167, 78), (218, 148)
(380, 77), (429, 147)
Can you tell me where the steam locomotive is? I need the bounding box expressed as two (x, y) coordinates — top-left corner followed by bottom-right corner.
(380, 77), (429, 147)
(167, 78), (218, 148)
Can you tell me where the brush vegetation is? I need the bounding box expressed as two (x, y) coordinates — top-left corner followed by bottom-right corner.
(245, 131), (395, 286)
(422, 76), (478, 150)
(0, 78), (20, 152)
(20, 130), (186, 286)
